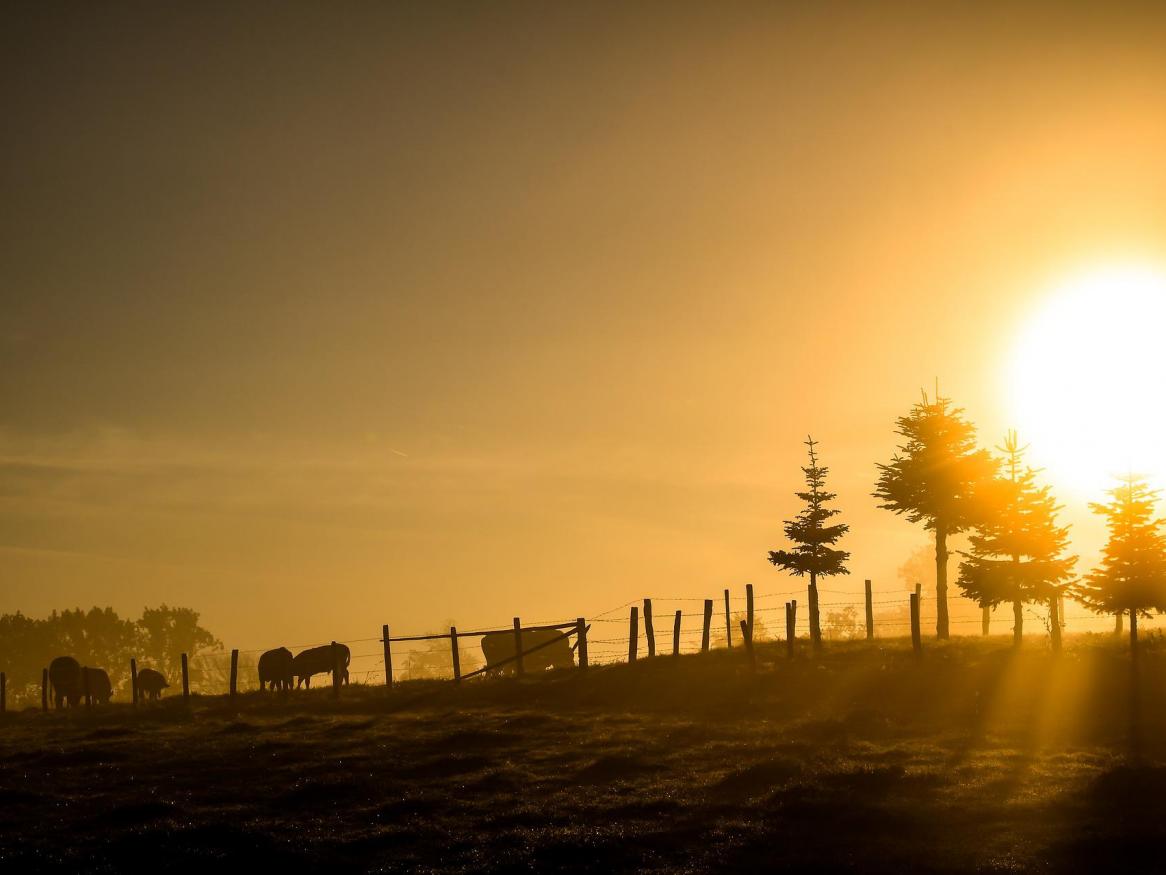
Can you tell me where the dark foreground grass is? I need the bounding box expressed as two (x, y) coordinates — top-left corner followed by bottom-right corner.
(4, 635), (1166, 873)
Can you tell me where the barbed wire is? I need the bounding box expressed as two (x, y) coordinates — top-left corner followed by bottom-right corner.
(109, 585), (1151, 694)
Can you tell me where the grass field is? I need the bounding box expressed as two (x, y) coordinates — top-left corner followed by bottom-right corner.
(4, 635), (1166, 873)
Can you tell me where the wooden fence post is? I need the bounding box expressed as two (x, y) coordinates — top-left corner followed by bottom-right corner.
(331, 641), (341, 697)
(228, 650), (238, 700)
(809, 581), (821, 651)
(42, 668), (48, 712)
(382, 624), (394, 689)
(673, 610), (682, 657)
(910, 593), (922, 656)
(724, 589), (733, 648)
(628, 606), (639, 663)
(701, 599), (713, 653)
(82, 666), (92, 710)
(513, 618), (525, 677)
(785, 602), (794, 658)
(1, 671), (6, 715)
(740, 619), (756, 674)
(865, 579), (874, 640)
(181, 653), (190, 701)
(981, 605), (990, 637)
(576, 617), (588, 670)
(914, 582), (923, 642)
(450, 628), (462, 683)
(644, 599), (655, 658)
(790, 601), (798, 658)
(130, 658), (139, 707)
(746, 583), (754, 639)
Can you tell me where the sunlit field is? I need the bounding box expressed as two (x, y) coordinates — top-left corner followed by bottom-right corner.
(5, 635), (1166, 874)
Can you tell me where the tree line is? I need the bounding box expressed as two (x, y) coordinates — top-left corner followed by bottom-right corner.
(0, 605), (220, 705)
(769, 390), (1166, 653)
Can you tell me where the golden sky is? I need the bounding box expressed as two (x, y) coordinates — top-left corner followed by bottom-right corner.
(4, 4), (1166, 646)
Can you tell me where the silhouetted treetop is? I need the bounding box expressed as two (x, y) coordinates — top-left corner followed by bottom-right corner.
(874, 392), (997, 531)
(0, 605), (220, 705)
(956, 431), (1075, 646)
(768, 436), (849, 578)
(1077, 474), (1166, 640)
(874, 390), (997, 640)
(137, 604), (222, 682)
(768, 436), (848, 652)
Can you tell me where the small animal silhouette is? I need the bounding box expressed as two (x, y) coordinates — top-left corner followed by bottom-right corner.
(49, 656), (83, 709)
(481, 628), (574, 675)
(258, 647), (294, 691)
(136, 668), (169, 700)
(291, 644), (350, 688)
(81, 667), (112, 705)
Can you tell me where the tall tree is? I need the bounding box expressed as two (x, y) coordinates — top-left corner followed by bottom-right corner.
(874, 390), (996, 639)
(1077, 474), (1166, 654)
(0, 605), (221, 705)
(0, 611), (49, 704)
(137, 605), (222, 681)
(956, 432), (1076, 649)
(52, 607), (139, 683)
(768, 436), (850, 650)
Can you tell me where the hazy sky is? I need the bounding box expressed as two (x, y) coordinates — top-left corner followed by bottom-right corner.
(5, 4), (1166, 647)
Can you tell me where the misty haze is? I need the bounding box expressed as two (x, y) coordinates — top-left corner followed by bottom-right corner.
(5, 4), (1166, 874)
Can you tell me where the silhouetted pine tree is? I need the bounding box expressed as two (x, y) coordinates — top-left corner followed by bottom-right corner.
(874, 390), (996, 640)
(956, 432), (1075, 650)
(1077, 474), (1166, 654)
(768, 437), (849, 650)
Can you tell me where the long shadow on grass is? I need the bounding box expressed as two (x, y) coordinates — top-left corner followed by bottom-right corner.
(710, 765), (952, 873)
(1044, 763), (1166, 874)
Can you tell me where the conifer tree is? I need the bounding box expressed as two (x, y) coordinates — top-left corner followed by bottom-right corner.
(956, 432), (1075, 649)
(768, 436), (849, 650)
(874, 390), (996, 639)
(1077, 474), (1166, 654)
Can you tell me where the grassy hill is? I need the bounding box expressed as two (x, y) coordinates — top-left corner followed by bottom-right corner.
(4, 635), (1166, 873)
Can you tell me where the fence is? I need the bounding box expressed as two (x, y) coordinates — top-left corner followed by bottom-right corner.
(0, 579), (1142, 714)
(506, 582), (1134, 666)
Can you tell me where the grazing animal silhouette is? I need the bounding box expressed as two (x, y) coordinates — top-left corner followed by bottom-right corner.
(258, 647), (294, 691)
(292, 644), (350, 688)
(49, 656), (83, 709)
(136, 668), (169, 700)
(481, 628), (574, 675)
(81, 667), (112, 705)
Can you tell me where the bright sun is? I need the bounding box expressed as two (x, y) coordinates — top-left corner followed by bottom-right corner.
(1009, 262), (1166, 499)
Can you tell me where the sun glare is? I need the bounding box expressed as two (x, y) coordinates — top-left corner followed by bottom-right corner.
(1008, 262), (1166, 498)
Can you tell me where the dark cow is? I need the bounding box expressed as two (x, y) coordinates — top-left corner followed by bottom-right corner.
(49, 656), (83, 709)
(292, 644), (350, 688)
(258, 647), (294, 691)
(481, 628), (574, 675)
(136, 668), (169, 700)
(81, 667), (113, 705)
